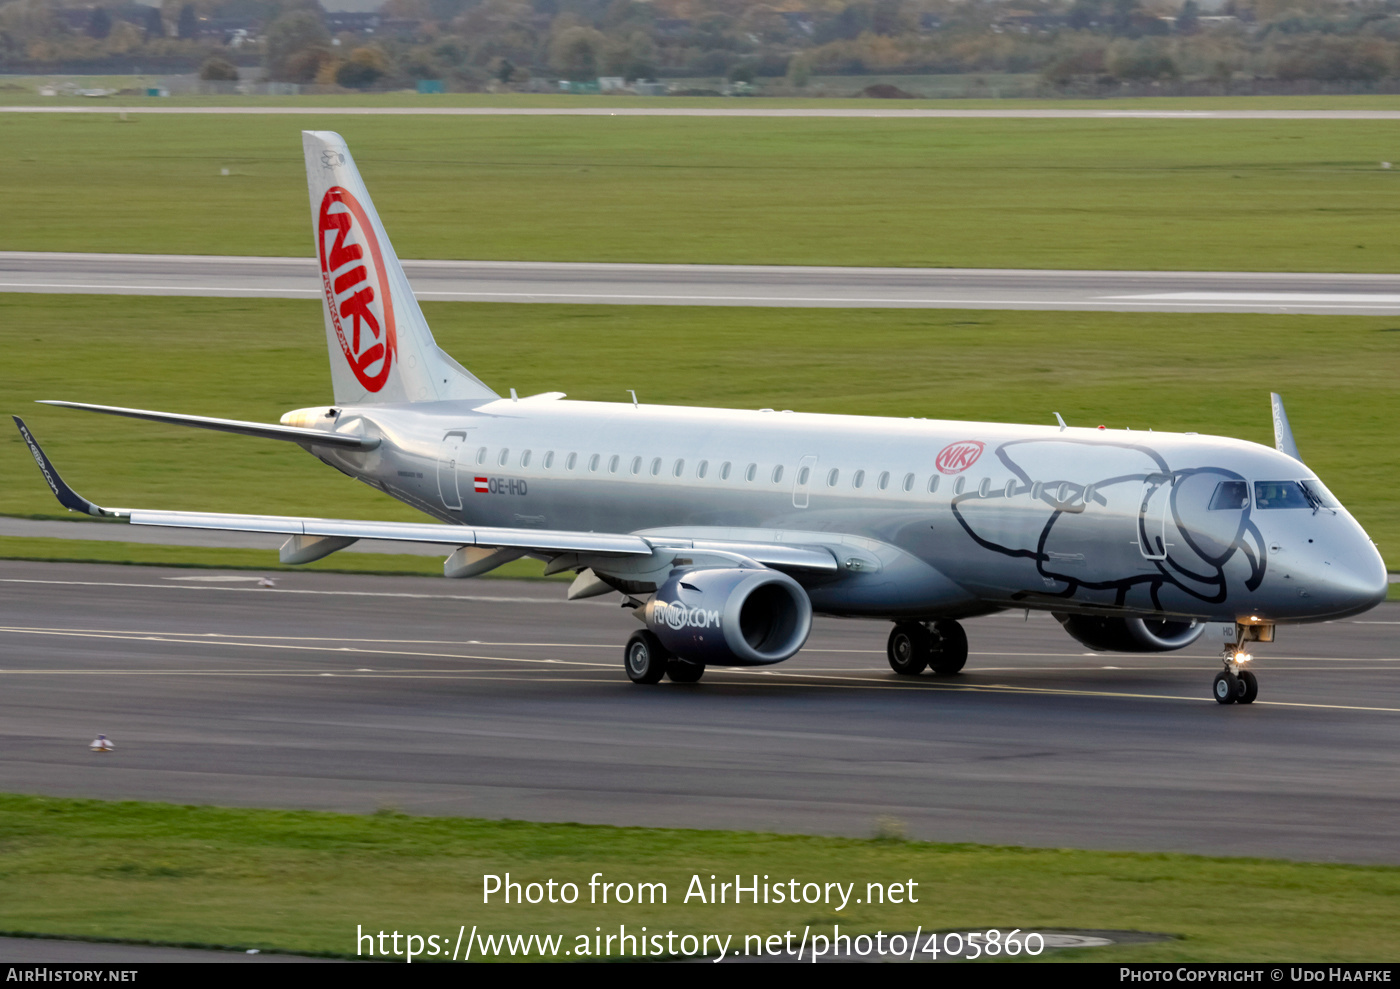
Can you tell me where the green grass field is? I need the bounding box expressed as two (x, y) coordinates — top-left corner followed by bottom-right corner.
(1, 293), (1395, 568)
(1, 794), (1397, 961)
(6, 110), (1400, 270)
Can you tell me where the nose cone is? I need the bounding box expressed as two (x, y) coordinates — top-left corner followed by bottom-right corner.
(1316, 533), (1389, 619)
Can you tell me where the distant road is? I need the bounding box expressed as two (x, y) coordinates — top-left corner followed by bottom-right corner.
(5, 252), (1400, 314)
(6, 105), (1400, 119)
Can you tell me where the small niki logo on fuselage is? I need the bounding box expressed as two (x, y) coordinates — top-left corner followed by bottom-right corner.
(317, 186), (396, 393)
(935, 440), (985, 475)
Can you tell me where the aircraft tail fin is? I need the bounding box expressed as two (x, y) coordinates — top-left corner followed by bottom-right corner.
(302, 131), (497, 406)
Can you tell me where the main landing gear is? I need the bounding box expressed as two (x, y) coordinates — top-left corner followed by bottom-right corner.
(624, 630), (706, 685)
(887, 620), (969, 676)
(1213, 626), (1269, 705)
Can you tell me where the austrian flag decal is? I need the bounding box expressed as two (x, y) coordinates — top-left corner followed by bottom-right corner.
(474, 476), (489, 493)
(318, 186), (396, 392)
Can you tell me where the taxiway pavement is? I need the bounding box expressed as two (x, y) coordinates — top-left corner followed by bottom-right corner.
(2, 560), (1398, 864)
(6, 253), (1400, 315)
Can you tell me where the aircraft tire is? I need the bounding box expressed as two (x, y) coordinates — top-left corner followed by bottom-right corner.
(929, 620), (969, 675)
(887, 623), (931, 675)
(625, 630), (670, 684)
(1213, 671), (1239, 705)
(667, 658), (706, 683)
(1236, 670), (1258, 705)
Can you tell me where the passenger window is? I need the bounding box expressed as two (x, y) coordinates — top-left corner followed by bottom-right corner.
(772, 465), (784, 484)
(953, 476), (966, 496)
(1004, 479), (1017, 498)
(720, 461), (732, 480)
(520, 450), (531, 468)
(745, 463), (757, 482)
(673, 459), (685, 477)
(608, 455), (619, 473)
(565, 452), (577, 470)
(1208, 481), (1249, 511)
(588, 454), (600, 472)
(544, 451), (554, 469)
(903, 473), (915, 492)
(1254, 481), (1311, 509)
(1083, 484), (1095, 503)
(498, 448), (509, 467)
(798, 466), (810, 486)
(853, 470), (865, 489)
(827, 469), (840, 487)
(631, 456), (642, 475)
(978, 477), (991, 498)
(697, 460), (709, 479)
(477, 447), (488, 466)
(1031, 481), (1043, 500)
(651, 457), (662, 476)
(927, 475), (939, 494)
(1056, 482), (1069, 502)
(877, 471), (890, 490)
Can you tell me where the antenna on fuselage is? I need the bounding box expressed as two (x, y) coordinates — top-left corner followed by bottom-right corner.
(629, 390), (638, 409)
(1054, 412), (1067, 432)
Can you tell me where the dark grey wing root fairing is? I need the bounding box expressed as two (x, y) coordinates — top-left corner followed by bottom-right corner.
(12, 416), (128, 518)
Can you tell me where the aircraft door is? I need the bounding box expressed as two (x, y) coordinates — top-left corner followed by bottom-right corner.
(1137, 472), (1174, 561)
(792, 455), (818, 508)
(438, 430), (470, 511)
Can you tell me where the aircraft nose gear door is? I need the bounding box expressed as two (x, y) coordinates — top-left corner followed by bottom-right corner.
(1138, 472), (1174, 561)
(438, 430), (469, 511)
(792, 455), (818, 508)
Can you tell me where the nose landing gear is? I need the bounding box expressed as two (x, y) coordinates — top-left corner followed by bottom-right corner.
(1213, 624), (1269, 705)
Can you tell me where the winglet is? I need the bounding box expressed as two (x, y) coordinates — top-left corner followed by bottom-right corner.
(1270, 393), (1302, 463)
(11, 417), (127, 518)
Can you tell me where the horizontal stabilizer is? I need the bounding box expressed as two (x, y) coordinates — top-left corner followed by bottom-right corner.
(38, 401), (378, 450)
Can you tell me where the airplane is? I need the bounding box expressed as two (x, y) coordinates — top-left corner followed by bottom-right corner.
(14, 131), (1389, 704)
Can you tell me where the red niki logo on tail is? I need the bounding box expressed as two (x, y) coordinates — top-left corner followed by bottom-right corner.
(935, 440), (984, 475)
(317, 186), (396, 392)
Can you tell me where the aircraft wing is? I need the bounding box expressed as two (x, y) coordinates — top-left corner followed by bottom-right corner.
(36, 401), (377, 451)
(13, 416), (837, 574)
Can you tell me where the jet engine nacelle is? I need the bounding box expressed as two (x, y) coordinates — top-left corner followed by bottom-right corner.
(643, 568), (812, 666)
(1054, 613), (1205, 653)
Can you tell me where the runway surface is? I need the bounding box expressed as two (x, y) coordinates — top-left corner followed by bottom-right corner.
(8, 105), (1400, 119)
(7, 252), (1400, 314)
(2, 559), (1398, 865)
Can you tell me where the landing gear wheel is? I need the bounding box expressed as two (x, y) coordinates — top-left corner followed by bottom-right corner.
(929, 620), (969, 675)
(1236, 670), (1258, 705)
(1213, 671), (1239, 705)
(625, 630), (669, 684)
(667, 658), (706, 683)
(887, 622), (931, 675)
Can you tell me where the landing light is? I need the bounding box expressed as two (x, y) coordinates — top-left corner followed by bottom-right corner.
(1234, 651), (1252, 664)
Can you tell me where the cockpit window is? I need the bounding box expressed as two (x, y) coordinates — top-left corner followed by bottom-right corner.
(1254, 481), (1312, 509)
(1208, 481), (1249, 511)
(1300, 479), (1341, 509)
